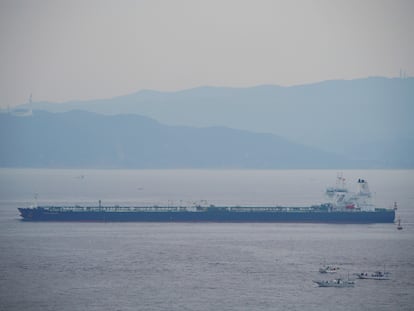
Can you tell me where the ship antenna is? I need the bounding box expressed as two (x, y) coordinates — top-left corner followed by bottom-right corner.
(34, 193), (38, 208)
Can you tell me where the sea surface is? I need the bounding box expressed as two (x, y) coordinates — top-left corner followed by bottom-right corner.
(0, 169), (413, 311)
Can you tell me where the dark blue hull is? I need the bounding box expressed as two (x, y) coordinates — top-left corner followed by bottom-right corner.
(18, 208), (395, 223)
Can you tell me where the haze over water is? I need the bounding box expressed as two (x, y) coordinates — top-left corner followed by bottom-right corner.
(2, 1), (413, 309)
(0, 169), (413, 310)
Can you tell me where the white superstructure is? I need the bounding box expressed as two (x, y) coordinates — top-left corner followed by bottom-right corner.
(330, 178), (375, 211)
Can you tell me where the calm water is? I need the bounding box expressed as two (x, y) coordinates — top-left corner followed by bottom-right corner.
(0, 169), (413, 310)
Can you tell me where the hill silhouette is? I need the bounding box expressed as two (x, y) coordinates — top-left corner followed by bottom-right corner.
(1, 110), (359, 169)
(16, 77), (414, 167)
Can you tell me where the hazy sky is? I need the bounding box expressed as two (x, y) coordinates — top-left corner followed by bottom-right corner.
(0, 0), (413, 108)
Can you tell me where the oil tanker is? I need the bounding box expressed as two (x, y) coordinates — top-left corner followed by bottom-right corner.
(18, 178), (396, 223)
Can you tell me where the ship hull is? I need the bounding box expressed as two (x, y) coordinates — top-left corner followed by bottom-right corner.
(18, 208), (395, 223)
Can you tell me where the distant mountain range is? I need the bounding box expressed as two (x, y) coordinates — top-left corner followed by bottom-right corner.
(4, 77), (414, 168)
(2, 110), (362, 169)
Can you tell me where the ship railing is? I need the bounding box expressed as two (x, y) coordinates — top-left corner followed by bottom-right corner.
(39, 204), (351, 213)
(42, 206), (194, 213)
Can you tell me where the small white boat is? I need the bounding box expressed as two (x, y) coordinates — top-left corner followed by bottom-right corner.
(356, 271), (390, 280)
(319, 265), (340, 273)
(313, 278), (355, 288)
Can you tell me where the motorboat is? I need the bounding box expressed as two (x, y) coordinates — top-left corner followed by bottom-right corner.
(319, 265), (340, 273)
(313, 278), (355, 288)
(356, 271), (390, 280)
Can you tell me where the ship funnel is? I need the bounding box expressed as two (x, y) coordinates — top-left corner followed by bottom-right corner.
(357, 179), (371, 197)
